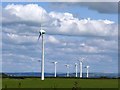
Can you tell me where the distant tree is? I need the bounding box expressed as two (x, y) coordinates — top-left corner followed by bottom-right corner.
(2, 73), (8, 78)
(99, 76), (108, 79)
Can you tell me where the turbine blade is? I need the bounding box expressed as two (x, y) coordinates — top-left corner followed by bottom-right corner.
(38, 33), (41, 41)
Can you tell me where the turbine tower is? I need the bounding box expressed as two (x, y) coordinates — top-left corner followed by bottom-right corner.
(86, 66), (90, 78)
(65, 64), (70, 77)
(79, 58), (84, 78)
(52, 61), (58, 77)
(38, 29), (46, 80)
(75, 63), (78, 77)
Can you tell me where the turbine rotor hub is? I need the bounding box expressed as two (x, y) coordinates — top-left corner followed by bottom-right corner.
(39, 29), (46, 34)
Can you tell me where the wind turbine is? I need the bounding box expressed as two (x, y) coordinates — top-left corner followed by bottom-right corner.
(85, 65), (90, 78)
(78, 58), (84, 78)
(38, 28), (46, 80)
(75, 63), (78, 77)
(65, 64), (70, 77)
(51, 61), (58, 77)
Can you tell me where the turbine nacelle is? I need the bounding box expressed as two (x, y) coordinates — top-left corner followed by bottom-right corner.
(85, 66), (90, 68)
(38, 30), (46, 40)
(75, 63), (77, 66)
(86, 66), (90, 68)
(52, 62), (58, 64)
(39, 29), (46, 35)
(54, 62), (58, 64)
(65, 64), (69, 68)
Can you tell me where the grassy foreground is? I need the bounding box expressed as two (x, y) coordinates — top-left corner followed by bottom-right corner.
(2, 78), (118, 88)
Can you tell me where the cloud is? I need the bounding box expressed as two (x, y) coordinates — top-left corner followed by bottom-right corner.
(80, 2), (118, 14)
(47, 36), (60, 44)
(2, 4), (117, 38)
(2, 4), (52, 25)
(50, 2), (118, 14)
(5, 33), (37, 44)
(2, 4), (118, 73)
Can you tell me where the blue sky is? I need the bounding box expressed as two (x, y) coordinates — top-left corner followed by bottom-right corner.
(1, 2), (118, 73)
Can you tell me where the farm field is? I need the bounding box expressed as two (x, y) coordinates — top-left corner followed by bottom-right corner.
(2, 78), (119, 88)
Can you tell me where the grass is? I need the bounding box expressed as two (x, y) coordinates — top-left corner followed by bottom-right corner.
(2, 78), (119, 88)
(0, 78), (2, 89)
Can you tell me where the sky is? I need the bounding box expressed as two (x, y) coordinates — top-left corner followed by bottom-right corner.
(1, 2), (118, 73)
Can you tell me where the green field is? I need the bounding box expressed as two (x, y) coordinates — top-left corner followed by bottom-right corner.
(2, 78), (119, 88)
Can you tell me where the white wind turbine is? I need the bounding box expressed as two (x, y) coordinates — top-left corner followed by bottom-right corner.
(75, 63), (78, 77)
(37, 8), (47, 80)
(85, 65), (90, 78)
(65, 64), (70, 77)
(51, 61), (58, 77)
(78, 58), (84, 78)
(38, 27), (46, 80)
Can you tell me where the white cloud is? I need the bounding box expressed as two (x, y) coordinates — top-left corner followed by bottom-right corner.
(2, 4), (118, 73)
(86, 39), (118, 51)
(4, 4), (50, 22)
(47, 36), (60, 44)
(4, 33), (37, 44)
(50, 12), (117, 37)
(49, 12), (74, 20)
(2, 4), (118, 38)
